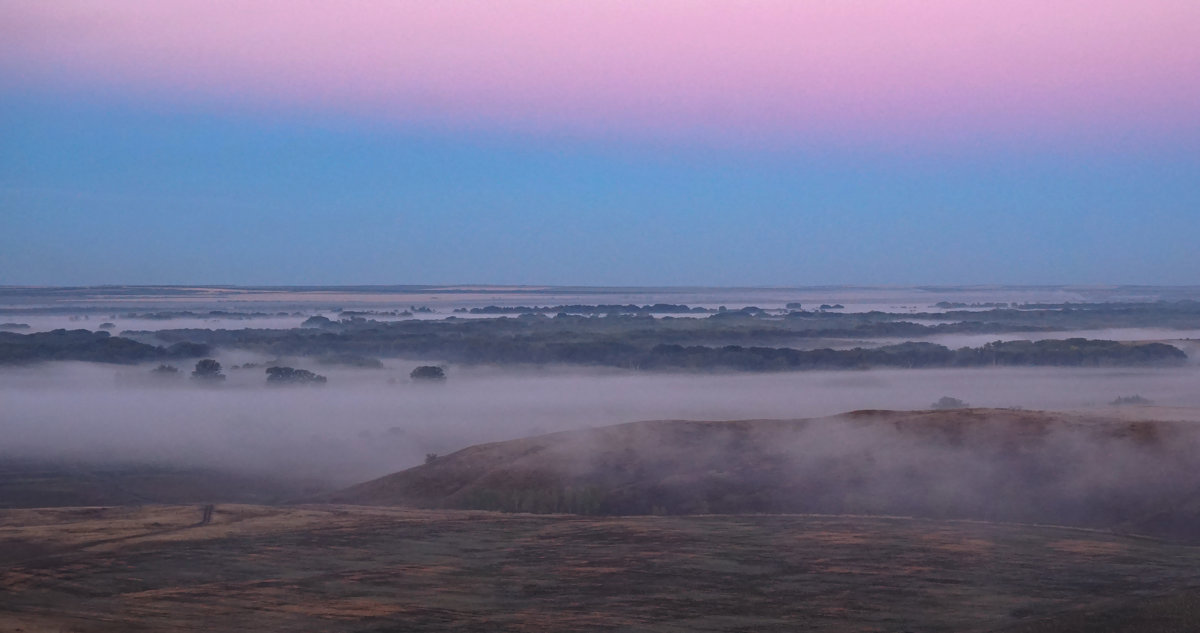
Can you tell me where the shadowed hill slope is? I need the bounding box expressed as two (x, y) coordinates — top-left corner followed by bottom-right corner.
(0, 460), (314, 508)
(329, 409), (1200, 541)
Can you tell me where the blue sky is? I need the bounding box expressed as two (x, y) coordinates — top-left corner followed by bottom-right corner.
(3, 2), (1199, 286)
(3, 89), (1198, 286)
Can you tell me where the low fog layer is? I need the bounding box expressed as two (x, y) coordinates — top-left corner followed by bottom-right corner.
(2, 285), (1139, 317)
(0, 311), (502, 334)
(887, 329), (1200, 352)
(4, 360), (1200, 487)
(334, 411), (1200, 541)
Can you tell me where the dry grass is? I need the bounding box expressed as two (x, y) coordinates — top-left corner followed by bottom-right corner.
(328, 410), (1200, 542)
(3, 505), (1200, 632)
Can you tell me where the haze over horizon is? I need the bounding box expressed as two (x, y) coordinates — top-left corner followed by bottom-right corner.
(3, 1), (1198, 286)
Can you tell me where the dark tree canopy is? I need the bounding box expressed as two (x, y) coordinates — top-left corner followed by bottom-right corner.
(265, 366), (327, 385)
(0, 329), (207, 365)
(316, 353), (384, 369)
(410, 365), (446, 381)
(191, 359), (225, 381)
(301, 315), (335, 328)
(10, 301), (1193, 373)
(931, 396), (969, 410)
(135, 302), (1192, 374)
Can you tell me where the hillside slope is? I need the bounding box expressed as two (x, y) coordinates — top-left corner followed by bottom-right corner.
(330, 409), (1200, 541)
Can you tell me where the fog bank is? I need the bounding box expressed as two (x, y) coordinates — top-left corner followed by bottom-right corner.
(4, 361), (1200, 486)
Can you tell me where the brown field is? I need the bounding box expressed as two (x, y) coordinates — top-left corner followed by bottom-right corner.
(7, 409), (1200, 631)
(4, 504), (1200, 632)
(0, 461), (309, 509)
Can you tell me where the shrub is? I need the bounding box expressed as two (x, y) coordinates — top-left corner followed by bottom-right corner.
(301, 315), (334, 328)
(265, 366), (327, 385)
(191, 359), (225, 381)
(410, 365), (446, 381)
(316, 353), (384, 369)
(1110, 394), (1152, 406)
(931, 396), (969, 410)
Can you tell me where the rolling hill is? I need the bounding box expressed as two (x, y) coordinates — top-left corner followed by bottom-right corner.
(329, 409), (1200, 541)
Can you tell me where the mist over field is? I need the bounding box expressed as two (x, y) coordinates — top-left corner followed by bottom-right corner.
(6, 1), (1200, 627)
(5, 359), (1200, 487)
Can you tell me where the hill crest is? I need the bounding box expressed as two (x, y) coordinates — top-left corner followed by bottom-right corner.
(327, 409), (1200, 541)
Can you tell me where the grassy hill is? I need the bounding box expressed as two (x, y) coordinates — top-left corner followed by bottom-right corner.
(329, 409), (1200, 541)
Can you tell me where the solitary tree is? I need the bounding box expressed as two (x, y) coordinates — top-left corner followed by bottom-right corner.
(301, 315), (334, 328)
(410, 365), (446, 381)
(191, 359), (225, 381)
(265, 366), (327, 385)
(931, 396), (968, 410)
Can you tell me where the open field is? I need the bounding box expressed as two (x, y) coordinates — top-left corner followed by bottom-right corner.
(4, 504), (1200, 632)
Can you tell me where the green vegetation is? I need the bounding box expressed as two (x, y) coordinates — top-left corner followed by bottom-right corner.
(1111, 394), (1152, 406)
(265, 366), (327, 385)
(932, 396), (969, 409)
(456, 303), (711, 315)
(7, 300), (1198, 371)
(643, 339), (1185, 371)
(114, 309), (297, 320)
(301, 315), (334, 328)
(191, 358), (225, 381)
(134, 308), (1188, 371)
(410, 365), (446, 381)
(0, 329), (208, 365)
(315, 352), (384, 368)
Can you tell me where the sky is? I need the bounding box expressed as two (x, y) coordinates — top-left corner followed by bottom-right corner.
(1, 1), (1198, 286)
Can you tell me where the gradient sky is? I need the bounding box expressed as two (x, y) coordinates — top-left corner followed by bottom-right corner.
(2, 1), (1198, 286)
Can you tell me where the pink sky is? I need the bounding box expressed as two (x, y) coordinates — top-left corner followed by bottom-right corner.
(3, 1), (1198, 148)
